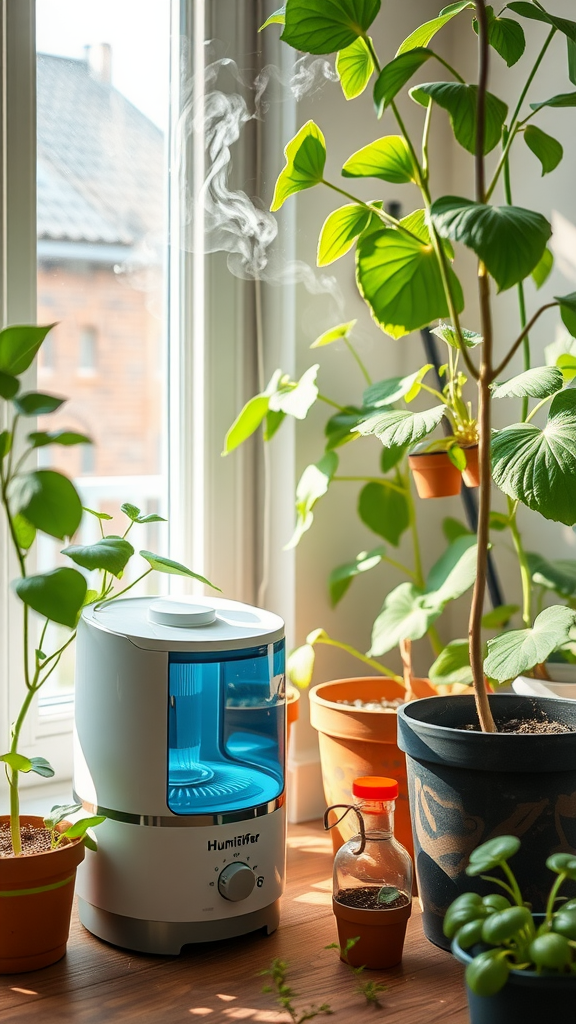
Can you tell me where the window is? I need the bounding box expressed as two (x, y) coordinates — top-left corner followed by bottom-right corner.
(78, 326), (97, 373)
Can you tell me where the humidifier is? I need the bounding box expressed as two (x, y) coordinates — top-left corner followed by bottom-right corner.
(73, 595), (286, 954)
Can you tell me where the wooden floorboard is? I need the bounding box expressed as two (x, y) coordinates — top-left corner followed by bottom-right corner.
(0, 821), (468, 1023)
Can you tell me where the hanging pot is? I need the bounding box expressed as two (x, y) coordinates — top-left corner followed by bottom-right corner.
(0, 815), (85, 973)
(408, 451), (462, 499)
(397, 694), (576, 950)
(462, 445), (480, 488)
(309, 676), (436, 858)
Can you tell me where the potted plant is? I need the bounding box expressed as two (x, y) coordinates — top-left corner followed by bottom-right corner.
(446, 835), (576, 1024)
(0, 323), (216, 972)
(259, 0), (576, 945)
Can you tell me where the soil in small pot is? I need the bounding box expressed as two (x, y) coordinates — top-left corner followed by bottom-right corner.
(0, 822), (53, 856)
(337, 697), (404, 711)
(336, 886), (411, 911)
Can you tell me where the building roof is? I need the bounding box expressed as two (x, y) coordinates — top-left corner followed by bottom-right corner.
(37, 52), (164, 251)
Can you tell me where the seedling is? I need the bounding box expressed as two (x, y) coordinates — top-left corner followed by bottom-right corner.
(327, 938), (388, 1009)
(43, 803), (105, 852)
(445, 835), (576, 996)
(260, 958), (333, 1023)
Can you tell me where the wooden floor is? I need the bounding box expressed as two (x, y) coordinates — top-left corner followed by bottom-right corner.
(0, 821), (468, 1024)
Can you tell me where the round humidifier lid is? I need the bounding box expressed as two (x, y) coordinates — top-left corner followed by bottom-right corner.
(148, 599), (217, 627)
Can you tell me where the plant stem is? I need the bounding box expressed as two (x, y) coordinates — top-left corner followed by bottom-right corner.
(344, 337), (372, 387)
(493, 303), (557, 378)
(317, 393), (347, 412)
(507, 499), (532, 628)
(94, 567), (153, 608)
(502, 128), (531, 422)
(362, 34), (381, 75)
(315, 635), (403, 684)
(321, 180), (422, 241)
(545, 871), (566, 925)
(8, 682), (39, 855)
(404, 468), (424, 589)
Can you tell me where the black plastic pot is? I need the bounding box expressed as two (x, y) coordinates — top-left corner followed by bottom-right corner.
(397, 694), (576, 950)
(453, 916), (576, 1024)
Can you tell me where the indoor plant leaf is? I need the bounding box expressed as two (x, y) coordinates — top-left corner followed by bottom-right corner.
(324, 406), (367, 449)
(373, 49), (434, 115)
(527, 552), (576, 599)
(431, 323), (483, 349)
(0, 371), (19, 399)
(27, 430), (91, 448)
(13, 391), (65, 416)
(287, 642), (316, 688)
(491, 388), (576, 525)
(529, 91), (576, 113)
(270, 121), (326, 212)
(285, 452), (339, 549)
(429, 639), (473, 686)
(12, 513), (35, 550)
(139, 551), (220, 589)
(317, 204), (371, 266)
(280, 0), (381, 56)
(0, 323), (54, 376)
(29, 756), (55, 778)
(356, 210), (464, 338)
(425, 534), (478, 606)
(431, 196), (551, 291)
(505, 2), (554, 24)
(336, 36), (374, 99)
(569, 37), (576, 85)
(491, 365), (564, 399)
(9, 469), (83, 540)
(363, 366), (432, 407)
(396, 2), (473, 54)
(13, 567), (87, 629)
(358, 481), (409, 546)
(443, 516), (473, 542)
(44, 803), (82, 829)
(311, 320), (357, 347)
(223, 395), (269, 454)
(381, 444), (407, 473)
(556, 292), (576, 337)
(62, 536), (135, 578)
(410, 82), (508, 155)
(482, 603), (519, 628)
(369, 581), (440, 656)
(269, 365), (319, 418)
(484, 605), (576, 682)
(357, 404), (446, 448)
(259, 6), (285, 30)
(342, 135), (415, 183)
(532, 246), (554, 288)
(83, 506), (113, 521)
(474, 10), (526, 66)
(0, 753), (33, 773)
(523, 124), (563, 175)
(328, 546), (386, 606)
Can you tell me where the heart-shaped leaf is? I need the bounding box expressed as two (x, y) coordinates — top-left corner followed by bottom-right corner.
(547, 853), (576, 880)
(397, 2), (473, 53)
(62, 536), (135, 578)
(342, 135), (415, 183)
(281, 0), (381, 55)
(532, 247), (554, 289)
(373, 49), (434, 115)
(140, 551), (220, 589)
(523, 124), (563, 175)
(484, 605), (576, 682)
(13, 392), (65, 416)
(285, 452), (339, 549)
(0, 371), (19, 399)
(270, 121), (326, 212)
(468, 835), (521, 870)
(429, 638), (473, 686)
(0, 323), (54, 376)
(431, 323), (483, 349)
(527, 552), (576, 599)
(13, 567), (87, 628)
(556, 293), (576, 337)
(10, 470), (82, 539)
(317, 204), (371, 266)
(29, 756), (55, 778)
(425, 534), (478, 606)
(358, 481), (409, 546)
(0, 752), (33, 772)
(328, 546), (386, 606)
(491, 389), (576, 525)
(269, 365), (319, 418)
(312, 320), (357, 348)
(431, 197), (551, 291)
(474, 11), (526, 66)
(377, 885), (401, 904)
(336, 36), (374, 99)
(363, 367), (432, 407)
(357, 404), (446, 449)
(410, 82), (508, 155)
(370, 581), (439, 655)
(259, 6), (285, 30)
(356, 210), (464, 338)
(491, 366), (563, 399)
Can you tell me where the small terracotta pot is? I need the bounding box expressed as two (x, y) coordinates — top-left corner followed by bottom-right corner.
(286, 685), (300, 750)
(309, 677), (436, 859)
(333, 896), (412, 969)
(0, 815), (85, 973)
(408, 450), (462, 498)
(462, 445), (480, 488)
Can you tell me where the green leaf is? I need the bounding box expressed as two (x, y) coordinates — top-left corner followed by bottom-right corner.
(465, 949), (510, 998)
(363, 367), (432, 408)
(357, 404), (446, 449)
(0, 371), (19, 399)
(264, 409), (285, 441)
(397, 3), (473, 53)
(83, 589), (99, 607)
(442, 516), (473, 543)
(491, 365), (563, 399)
(481, 906), (533, 943)
(484, 605), (576, 682)
(482, 603), (519, 628)
(425, 534), (478, 606)
(312, 320), (357, 348)
(532, 247), (554, 289)
(356, 210), (464, 339)
(0, 323), (54, 376)
(381, 444), (407, 473)
(545, 334), (576, 369)
(377, 885), (401, 904)
(62, 536), (135, 578)
(530, 91), (576, 113)
(429, 639), (473, 686)
(431, 197), (551, 292)
(569, 37), (576, 85)
(82, 832), (99, 852)
(328, 546), (386, 606)
(29, 756), (55, 778)
(270, 121), (326, 212)
(0, 430), (12, 460)
(287, 643), (316, 688)
(27, 430), (91, 448)
(557, 292), (576, 337)
(317, 204), (371, 266)
(336, 36), (374, 99)
(83, 506), (113, 521)
(10, 470), (82, 540)
(506, 2), (552, 24)
(223, 395), (269, 454)
(281, 0), (381, 55)
(431, 323), (483, 349)
(342, 135), (415, 183)
(527, 552), (576, 599)
(119, 502), (166, 524)
(0, 753), (33, 773)
(61, 815), (106, 840)
(373, 49), (434, 115)
(447, 444), (467, 471)
(410, 82), (508, 155)
(468, 834), (521, 870)
(259, 6), (285, 30)
(491, 389), (576, 526)
(324, 406), (366, 449)
(358, 482), (409, 546)
(523, 124), (563, 175)
(474, 12), (526, 66)
(13, 392), (65, 416)
(139, 551), (220, 589)
(285, 452), (339, 549)
(269, 365), (319, 419)
(547, 853), (576, 879)
(44, 803), (82, 830)
(508, 3), (576, 40)
(13, 567), (87, 628)
(12, 513), (35, 550)
(370, 581), (440, 656)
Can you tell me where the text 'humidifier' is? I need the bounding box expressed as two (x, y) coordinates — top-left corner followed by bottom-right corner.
(73, 596), (286, 954)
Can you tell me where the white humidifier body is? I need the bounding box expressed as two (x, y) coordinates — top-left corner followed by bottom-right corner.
(73, 595), (286, 954)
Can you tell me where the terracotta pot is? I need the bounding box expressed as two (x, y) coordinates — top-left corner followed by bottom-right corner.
(286, 685), (300, 750)
(309, 677), (436, 859)
(408, 451), (462, 498)
(462, 445), (480, 488)
(0, 815), (85, 973)
(333, 896), (412, 969)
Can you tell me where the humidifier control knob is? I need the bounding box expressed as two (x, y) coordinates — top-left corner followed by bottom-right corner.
(218, 862), (256, 902)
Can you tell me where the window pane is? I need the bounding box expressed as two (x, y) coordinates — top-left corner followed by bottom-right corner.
(35, 1), (170, 703)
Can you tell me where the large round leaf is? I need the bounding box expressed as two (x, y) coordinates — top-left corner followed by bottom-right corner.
(356, 210), (464, 339)
(358, 481), (409, 547)
(410, 82), (508, 155)
(336, 36), (374, 99)
(13, 567), (87, 628)
(491, 366), (563, 400)
(62, 536), (135, 578)
(370, 582), (439, 656)
(357, 404), (446, 448)
(429, 639), (473, 686)
(9, 470), (82, 539)
(431, 196), (551, 292)
(281, 0), (381, 55)
(342, 136), (415, 183)
(484, 605), (576, 683)
(270, 121), (326, 212)
(317, 204), (371, 266)
(491, 388), (576, 525)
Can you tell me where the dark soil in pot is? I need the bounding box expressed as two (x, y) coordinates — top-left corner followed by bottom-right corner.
(397, 694), (576, 951)
(336, 887), (411, 911)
